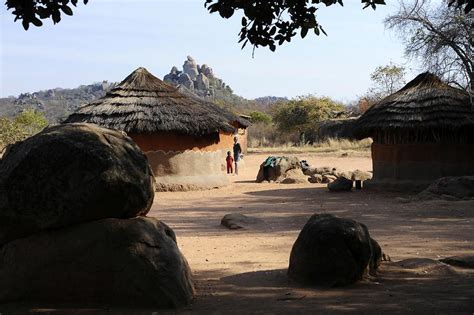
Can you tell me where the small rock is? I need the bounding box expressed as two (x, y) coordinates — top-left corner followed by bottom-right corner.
(281, 169), (308, 184)
(221, 213), (263, 230)
(314, 166), (333, 175)
(351, 169), (373, 181)
(328, 177), (353, 191)
(308, 174), (323, 184)
(322, 175), (337, 183)
(335, 170), (353, 179)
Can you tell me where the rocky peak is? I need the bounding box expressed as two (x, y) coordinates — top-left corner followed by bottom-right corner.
(163, 56), (232, 99)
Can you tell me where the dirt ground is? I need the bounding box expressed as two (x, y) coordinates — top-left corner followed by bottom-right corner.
(4, 152), (474, 314)
(148, 152), (473, 314)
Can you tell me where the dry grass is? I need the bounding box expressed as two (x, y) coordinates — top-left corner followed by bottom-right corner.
(248, 138), (372, 156)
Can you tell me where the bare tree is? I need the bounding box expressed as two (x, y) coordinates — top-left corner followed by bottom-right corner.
(385, 0), (473, 94)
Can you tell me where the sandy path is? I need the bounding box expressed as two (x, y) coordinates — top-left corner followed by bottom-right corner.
(149, 153), (474, 313)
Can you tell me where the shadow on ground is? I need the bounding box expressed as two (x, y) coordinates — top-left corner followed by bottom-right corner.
(190, 263), (474, 313)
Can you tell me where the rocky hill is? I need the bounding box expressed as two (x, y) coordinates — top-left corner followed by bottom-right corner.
(163, 56), (288, 113)
(163, 56), (230, 98)
(0, 81), (115, 123)
(0, 58), (285, 123)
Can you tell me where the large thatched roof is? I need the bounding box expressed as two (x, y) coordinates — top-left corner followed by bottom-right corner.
(176, 84), (250, 128)
(65, 67), (246, 135)
(354, 72), (473, 140)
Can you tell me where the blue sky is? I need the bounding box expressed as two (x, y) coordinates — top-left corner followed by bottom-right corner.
(0, 0), (417, 101)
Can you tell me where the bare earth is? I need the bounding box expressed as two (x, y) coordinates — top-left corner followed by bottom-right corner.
(4, 152), (473, 314)
(149, 153), (474, 314)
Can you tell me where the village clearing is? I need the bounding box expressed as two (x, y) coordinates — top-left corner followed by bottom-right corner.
(149, 152), (474, 313)
(4, 152), (473, 314)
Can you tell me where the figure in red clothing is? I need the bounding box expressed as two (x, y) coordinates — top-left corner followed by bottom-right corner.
(226, 151), (234, 174)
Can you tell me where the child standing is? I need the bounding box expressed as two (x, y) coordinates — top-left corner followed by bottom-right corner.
(226, 151), (234, 174)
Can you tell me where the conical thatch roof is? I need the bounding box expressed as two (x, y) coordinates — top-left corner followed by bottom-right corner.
(354, 72), (473, 140)
(176, 84), (250, 128)
(65, 67), (243, 135)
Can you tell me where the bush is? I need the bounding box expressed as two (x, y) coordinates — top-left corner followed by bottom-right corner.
(248, 122), (299, 147)
(0, 109), (48, 152)
(271, 95), (348, 145)
(248, 111), (272, 124)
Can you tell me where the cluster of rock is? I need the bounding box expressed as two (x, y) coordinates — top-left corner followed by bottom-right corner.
(256, 156), (372, 191)
(0, 123), (194, 307)
(163, 56), (232, 98)
(304, 166), (372, 191)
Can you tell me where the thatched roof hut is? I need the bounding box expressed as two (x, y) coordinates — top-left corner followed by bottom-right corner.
(353, 72), (474, 190)
(354, 72), (473, 144)
(65, 67), (247, 135)
(65, 67), (249, 191)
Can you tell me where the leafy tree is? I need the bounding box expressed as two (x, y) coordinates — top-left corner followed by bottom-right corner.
(248, 111), (272, 125)
(272, 95), (345, 143)
(0, 109), (48, 151)
(369, 63), (406, 99)
(205, 0), (387, 51)
(385, 0), (473, 92)
(5, 0), (88, 30)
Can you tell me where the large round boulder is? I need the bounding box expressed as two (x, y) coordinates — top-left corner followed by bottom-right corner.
(0, 217), (194, 308)
(288, 214), (381, 286)
(0, 123), (155, 245)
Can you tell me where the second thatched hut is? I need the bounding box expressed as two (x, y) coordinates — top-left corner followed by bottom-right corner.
(353, 72), (474, 191)
(65, 67), (249, 191)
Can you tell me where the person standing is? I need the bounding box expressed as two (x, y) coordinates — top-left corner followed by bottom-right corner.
(233, 136), (242, 175)
(226, 151), (234, 174)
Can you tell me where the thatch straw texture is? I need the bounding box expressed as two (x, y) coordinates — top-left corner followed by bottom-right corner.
(317, 117), (358, 140)
(176, 84), (250, 128)
(354, 73), (473, 143)
(65, 67), (246, 135)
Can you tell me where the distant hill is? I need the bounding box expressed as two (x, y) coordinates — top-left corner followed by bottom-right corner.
(252, 96), (288, 107)
(0, 59), (288, 123)
(0, 81), (115, 123)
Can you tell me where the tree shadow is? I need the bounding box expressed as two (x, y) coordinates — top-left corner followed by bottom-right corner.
(189, 263), (474, 313)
